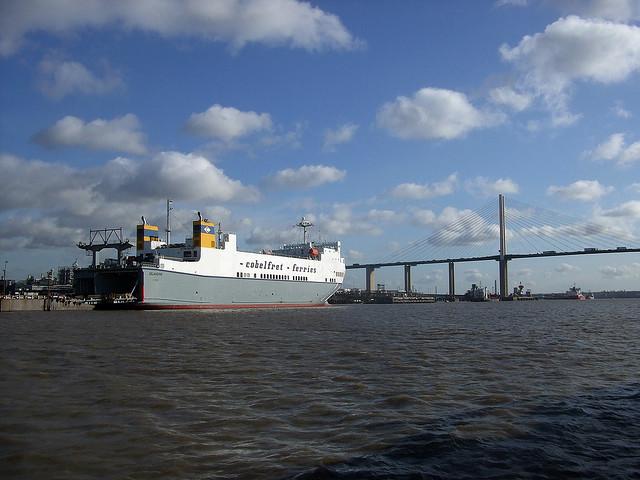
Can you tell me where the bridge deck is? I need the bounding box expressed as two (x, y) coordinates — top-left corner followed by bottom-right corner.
(346, 248), (640, 269)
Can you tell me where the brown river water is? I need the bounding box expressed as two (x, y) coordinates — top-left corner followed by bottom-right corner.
(1, 300), (639, 479)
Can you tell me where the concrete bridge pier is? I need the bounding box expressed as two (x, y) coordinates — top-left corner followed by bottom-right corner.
(448, 262), (455, 300)
(404, 265), (412, 293)
(365, 266), (376, 293)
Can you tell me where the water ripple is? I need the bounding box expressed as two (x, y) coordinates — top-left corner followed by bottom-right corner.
(1, 300), (639, 479)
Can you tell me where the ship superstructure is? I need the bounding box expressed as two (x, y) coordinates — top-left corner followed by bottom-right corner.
(77, 211), (345, 309)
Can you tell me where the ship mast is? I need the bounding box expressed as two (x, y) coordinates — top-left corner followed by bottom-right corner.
(297, 217), (313, 244)
(166, 199), (173, 245)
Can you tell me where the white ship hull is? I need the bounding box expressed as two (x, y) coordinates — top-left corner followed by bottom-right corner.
(90, 225), (345, 309)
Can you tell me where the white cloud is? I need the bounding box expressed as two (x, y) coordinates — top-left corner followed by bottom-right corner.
(588, 133), (640, 166)
(600, 201), (640, 218)
(516, 268), (534, 277)
(260, 122), (304, 149)
(37, 57), (122, 99)
(0, 216), (85, 250)
(347, 249), (364, 260)
(590, 133), (626, 161)
(488, 86), (532, 111)
(0, 0), (361, 57)
(376, 87), (504, 141)
(317, 205), (383, 237)
(34, 114), (146, 155)
(366, 209), (403, 223)
(464, 269), (485, 282)
(600, 263), (640, 279)
(412, 206), (472, 228)
(266, 165), (345, 189)
(0, 151), (258, 250)
(110, 151), (259, 203)
(418, 270), (444, 285)
(245, 226), (299, 246)
(629, 182), (640, 193)
(185, 104), (272, 142)
(412, 207), (500, 246)
(0, 151), (256, 217)
(555, 263), (580, 273)
(391, 173), (458, 200)
(496, 0), (529, 6)
(0, 153), (97, 215)
(612, 102), (632, 118)
(551, 0), (640, 22)
(465, 177), (519, 197)
(547, 180), (614, 201)
(500, 16), (640, 125)
(323, 123), (358, 151)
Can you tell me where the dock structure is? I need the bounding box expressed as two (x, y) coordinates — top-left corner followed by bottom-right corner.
(77, 228), (133, 267)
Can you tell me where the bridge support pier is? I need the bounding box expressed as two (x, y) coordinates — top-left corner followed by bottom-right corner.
(404, 265), (412, 293)
(448, 262), (455, 300)
(365, 266), (375, 293)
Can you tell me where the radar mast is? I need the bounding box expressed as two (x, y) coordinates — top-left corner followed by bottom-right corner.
(296, 217), (313, 243)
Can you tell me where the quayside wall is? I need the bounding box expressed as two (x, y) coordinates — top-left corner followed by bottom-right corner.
(0, 297), (93, 312)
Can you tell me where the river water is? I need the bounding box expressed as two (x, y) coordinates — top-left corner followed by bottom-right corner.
(1, 300), (639, 479)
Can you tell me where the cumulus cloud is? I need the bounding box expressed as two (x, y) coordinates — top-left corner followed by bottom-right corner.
(0, 0), (361, 57)
(185, 104), (272, 142)
(245, 225), (299, 246)
(0, 151), (258, 250)
(629, 182), (640, 193)
(266, 165), (345, 189)
(107, 152), (259, 203)
(260, 122), (304, 149)
(600, 201), (640, 218)
(547, 180), (614, 201)
(555, 263), (580, 273)
(612, 102), (632, 118)
(488, 86), (532, 111)
(600, 263), (640, 279)
(33, 114), (147, 155)
(0, 153), (98, 215)
(391, 173), (458, 200)
(500, 16), (640, 125)
(0, 149), (265, 255)
(411, 207), (500, 246)
(37, 57), (122, 99)
(414, 270), (445, 286)
(323, 123), (358, 151)
(376, 87), (504, 141)
(465, 177), (519, 197)
(551, 0), (640, 22)
(588, 133), (640, 167)
(464, 269), (485, 282)
(316, 205), (387, 237)
(589, 133), (626, 161)
(495, 0), (529, 6)
(0, 216), (85, 250)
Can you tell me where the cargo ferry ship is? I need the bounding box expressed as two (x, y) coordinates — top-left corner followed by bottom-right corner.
(75, 212), (345, 309)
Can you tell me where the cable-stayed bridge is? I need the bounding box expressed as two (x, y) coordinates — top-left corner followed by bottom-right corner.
(346, 195), (640, 299)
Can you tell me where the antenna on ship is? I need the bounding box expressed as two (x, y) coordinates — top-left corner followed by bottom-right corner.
(296, 217), (313, 244)
(166, 199), (173, 245)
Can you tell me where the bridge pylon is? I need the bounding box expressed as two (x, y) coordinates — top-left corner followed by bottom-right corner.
(404, 265), (412, 293)
(498, 194), (509, 300)
(365, 266), (375, 293)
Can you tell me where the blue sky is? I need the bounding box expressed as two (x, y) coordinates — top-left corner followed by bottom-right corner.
(1, 0), (639, 293)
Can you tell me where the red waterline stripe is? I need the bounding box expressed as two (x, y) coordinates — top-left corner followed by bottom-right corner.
(129, 302), (331, 310)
